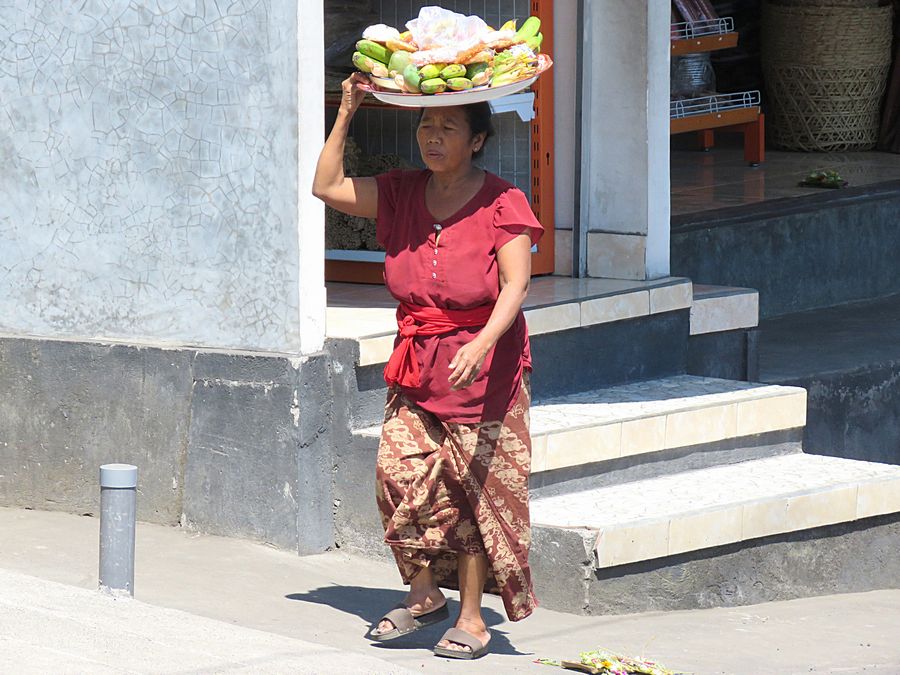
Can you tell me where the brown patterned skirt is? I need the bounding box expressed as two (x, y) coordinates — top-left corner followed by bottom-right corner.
(375, 374), (537, 622)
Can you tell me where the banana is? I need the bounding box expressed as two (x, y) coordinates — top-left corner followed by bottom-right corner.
(466, 62), (493, 86)
(418, 63), (446, 80)
(445, 77), (474, 91)
(515, 16), (541, 41)
(402, 63), (422, 93)
(525, 33), (543, 53)
(420, 78), (447, 94)
(499, 19), (517, 32)
(356, 39), (392, 66)
(353, 51), (389, 77)
(388, 50), (412, 76)
(439, 64), (466, 80)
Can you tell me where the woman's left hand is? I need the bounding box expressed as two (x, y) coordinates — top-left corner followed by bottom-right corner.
(448, 339), (490, 390)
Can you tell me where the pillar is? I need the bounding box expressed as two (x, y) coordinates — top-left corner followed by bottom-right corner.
(579, 0), (671, 280)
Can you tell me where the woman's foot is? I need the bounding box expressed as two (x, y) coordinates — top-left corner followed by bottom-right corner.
(372, 588), (447, 636)
(435, 616), (490, 654)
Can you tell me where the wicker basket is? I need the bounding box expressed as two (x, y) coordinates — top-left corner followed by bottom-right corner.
(761, 1), (893, 151)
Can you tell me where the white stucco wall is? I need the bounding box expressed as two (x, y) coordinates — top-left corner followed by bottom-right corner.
(0, 1), (325, 354)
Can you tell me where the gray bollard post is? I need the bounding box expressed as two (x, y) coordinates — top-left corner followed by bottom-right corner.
(99, 463), (137, 597)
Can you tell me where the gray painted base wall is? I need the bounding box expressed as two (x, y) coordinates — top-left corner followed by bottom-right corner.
(532, 513), (900, 615)
(672, 182), (900, 319)
(0, 335), (337, 553)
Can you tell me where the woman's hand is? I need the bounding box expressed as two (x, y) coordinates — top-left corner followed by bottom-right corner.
(312, 73), (377, 218)
(448, 338), (490, 390)
(340, 73), (369, 118)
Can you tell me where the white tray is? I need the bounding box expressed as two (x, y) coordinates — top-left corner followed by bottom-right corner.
(359, 54), (552, 108)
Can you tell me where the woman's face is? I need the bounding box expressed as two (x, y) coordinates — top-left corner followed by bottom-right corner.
(416, 107), (484, 173)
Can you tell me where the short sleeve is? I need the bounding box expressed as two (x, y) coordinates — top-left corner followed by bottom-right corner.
(374, 169), (406, 248)
(492, 187), (544, 251)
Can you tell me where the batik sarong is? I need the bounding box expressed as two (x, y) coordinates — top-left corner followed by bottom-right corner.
(375, 374), (537, 622)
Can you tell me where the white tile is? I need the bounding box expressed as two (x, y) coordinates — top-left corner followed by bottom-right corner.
(649, 282), (692, 314)
(736, 392), (807, 436)
(358, 335), (395, 366)
(586, 232), (647, 280)
(856, 478), (900, 519)
(690, 291), (759, 336)
(580, 291), (650, 327)
(524, 303), (580, 336)
(596, 520), (669, 568)
(664, 403), (737, 449)
(554, 230), (574, 277)
(668, 507), (744, 556)
(620, 416), (667, 458)
(544, 423), (622, 471)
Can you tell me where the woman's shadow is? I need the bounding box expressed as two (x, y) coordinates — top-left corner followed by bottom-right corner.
(286, 585), (529, 656)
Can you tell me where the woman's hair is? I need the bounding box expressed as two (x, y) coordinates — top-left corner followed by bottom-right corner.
(462, 102), (495, 159)
(417, 102), (495, 159)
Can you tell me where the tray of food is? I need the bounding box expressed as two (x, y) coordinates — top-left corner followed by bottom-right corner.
(350, 6), (552, 107)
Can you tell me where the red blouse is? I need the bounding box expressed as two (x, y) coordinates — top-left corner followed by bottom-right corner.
(375, 168), (543, 423)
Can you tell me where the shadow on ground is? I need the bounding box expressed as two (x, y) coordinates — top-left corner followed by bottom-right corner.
(286, 585), (528, 657)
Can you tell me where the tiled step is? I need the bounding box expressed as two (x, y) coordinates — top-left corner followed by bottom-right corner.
(355, 375), (807, 478)
(327, 277), (692, 367)
(530, 453), (900, 569)
(690, 284), (759, 336)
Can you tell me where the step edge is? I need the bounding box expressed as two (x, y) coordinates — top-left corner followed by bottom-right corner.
(534, 473), (900, 568)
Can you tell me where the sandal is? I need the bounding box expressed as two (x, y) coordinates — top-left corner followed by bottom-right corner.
(368, 602), (449, 642)
(433, 627), (490, 660)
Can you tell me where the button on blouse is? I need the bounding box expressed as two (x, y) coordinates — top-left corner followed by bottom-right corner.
(374, 168), (544, 423)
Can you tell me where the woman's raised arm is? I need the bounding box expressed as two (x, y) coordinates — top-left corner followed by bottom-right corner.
(312, 73), (379, 219)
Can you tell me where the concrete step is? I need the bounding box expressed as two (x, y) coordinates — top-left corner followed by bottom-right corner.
(529, 453), (900, 614)
(338, 376), (808, 556)
(690, 284), (759, 336)
(328, 277), (696, 429)
(354, 375), (807, 491)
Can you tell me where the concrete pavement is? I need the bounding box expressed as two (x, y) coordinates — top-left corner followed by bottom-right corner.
(2, 507), (900, 674)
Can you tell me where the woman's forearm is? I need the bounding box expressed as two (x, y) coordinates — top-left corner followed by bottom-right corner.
(312, 111), (352, 199)
(474, 280), (529, 352)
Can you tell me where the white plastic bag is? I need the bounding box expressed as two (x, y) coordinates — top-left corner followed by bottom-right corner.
(406, 6), (516, 65)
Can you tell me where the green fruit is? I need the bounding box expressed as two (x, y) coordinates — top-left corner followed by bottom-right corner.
(445, 77), (474, 91)
(388, 50), (412, 76)
(466, 62), (492, 86)
(525, 32), (543, 52)
(420, 78), (447, 94)
(352, 51), (375, 74)
(356, 39), (392, 66)
(402, 63), (422, 93)
(353, 51), (389, 77)
(515, 16), (541, 40)
(440, 63), (467, 80)
(419, 64), (445, 80)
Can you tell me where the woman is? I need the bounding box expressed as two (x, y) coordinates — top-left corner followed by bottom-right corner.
(313, 73), (542, 660)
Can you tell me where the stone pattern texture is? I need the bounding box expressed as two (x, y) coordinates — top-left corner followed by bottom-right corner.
(0, 1), (302, 352)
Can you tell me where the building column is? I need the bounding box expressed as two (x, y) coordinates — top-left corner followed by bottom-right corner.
(297, 0), (327, 354)
(579, 0), (671, 280)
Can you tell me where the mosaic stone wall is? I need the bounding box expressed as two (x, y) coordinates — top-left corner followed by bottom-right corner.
(0, 1), (306, 352)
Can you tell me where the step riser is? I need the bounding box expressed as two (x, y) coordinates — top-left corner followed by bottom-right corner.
(531, 512), (900, 615)
(531, 430), (803, 497)
(348, 310), (693, 429)
(334, 431), (805, 560)
(769, 365), (900, 467)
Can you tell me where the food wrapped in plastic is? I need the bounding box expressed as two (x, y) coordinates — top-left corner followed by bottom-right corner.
(406, 6), (516, 66)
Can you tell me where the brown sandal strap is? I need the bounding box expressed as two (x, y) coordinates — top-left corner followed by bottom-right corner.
(439, 627), (484, 652)
(380, 604), (415, 632)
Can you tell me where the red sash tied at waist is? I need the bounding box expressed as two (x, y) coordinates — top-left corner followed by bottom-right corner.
(383, 302), (495, 388)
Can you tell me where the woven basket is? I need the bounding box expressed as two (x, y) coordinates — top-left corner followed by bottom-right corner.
(762, 2), (893, 151)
